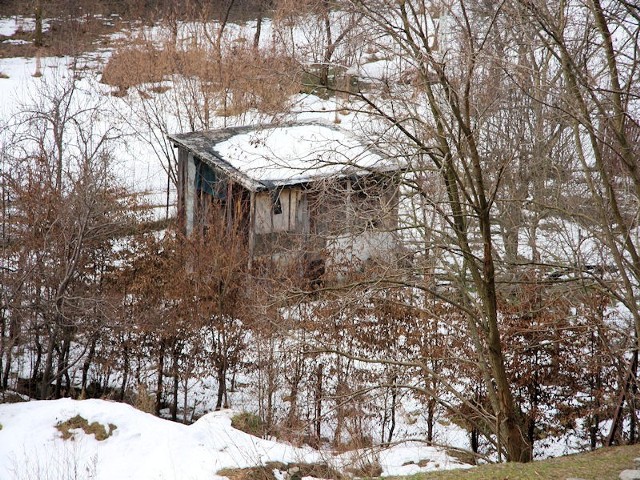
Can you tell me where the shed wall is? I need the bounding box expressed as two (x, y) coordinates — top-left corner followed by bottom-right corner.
(255, 187), (308, 234)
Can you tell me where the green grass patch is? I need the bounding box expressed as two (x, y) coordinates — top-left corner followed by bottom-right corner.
(231, 412), (265, 437)
(56, 414), (116, 441)
(402, 444), (640, 480)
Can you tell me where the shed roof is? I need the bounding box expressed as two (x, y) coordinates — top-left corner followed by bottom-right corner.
(168, 121), (400, 192)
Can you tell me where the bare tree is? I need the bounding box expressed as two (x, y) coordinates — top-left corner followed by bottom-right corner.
(0, 70), (135, 399)
(516, 0), (640, 445)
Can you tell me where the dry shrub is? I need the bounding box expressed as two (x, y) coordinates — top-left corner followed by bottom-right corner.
(286, 463), (344, 480)
(0, 390), (26, 403)
(101, 40), (172, 92)
(345, 462), (382, 478)
(218, 47), (301, 115)
(343, 451), (382, 478)
(102, 36), (299, 114)
(171, 45), (217, 79)
(133, 383), (156, 413)
(274, 0), (325, 22)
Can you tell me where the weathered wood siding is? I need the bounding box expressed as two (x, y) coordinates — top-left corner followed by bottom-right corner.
(254, 187), (309, 234)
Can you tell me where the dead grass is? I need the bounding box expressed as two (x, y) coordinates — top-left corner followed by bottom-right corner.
(56, 415), (116, 441)
(218, 463), (287, 480)
(101, 38), (299, 115)
(218, 462), (344, 480)
(0, 391), (25, 403)
(133, 383), (156, 414)
(0, 40), (38, 59)
(401, 444), (640, 480)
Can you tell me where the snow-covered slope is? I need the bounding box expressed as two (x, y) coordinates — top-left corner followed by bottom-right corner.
(0, 399), (470, 480)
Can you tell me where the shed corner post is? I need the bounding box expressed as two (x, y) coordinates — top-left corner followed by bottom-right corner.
(248, 190), (256, 268)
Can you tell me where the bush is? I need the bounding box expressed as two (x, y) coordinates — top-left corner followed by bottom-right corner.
(133, 383), (156, 414)
(101, 41), (171, 92)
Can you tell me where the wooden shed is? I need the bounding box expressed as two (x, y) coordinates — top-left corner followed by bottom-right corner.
(168, 121), (402, 271)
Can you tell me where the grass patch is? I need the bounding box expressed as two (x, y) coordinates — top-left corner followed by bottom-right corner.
(404, 444), (640, 480)
(345, 460), (383, 478)
(231, 412), (265, 437)
(218, 462), (344, 480)
(56, 414), (116, 441)
(287, 463), (344, 480)
(218, 462), (287, 480)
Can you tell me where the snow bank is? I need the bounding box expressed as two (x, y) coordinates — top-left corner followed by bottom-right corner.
(0, 399), (471, 480)
(0, 398), (318, 480)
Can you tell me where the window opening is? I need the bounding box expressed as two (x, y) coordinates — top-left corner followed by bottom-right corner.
(271, 190), (283, 215)
(194, 157), (225, 199)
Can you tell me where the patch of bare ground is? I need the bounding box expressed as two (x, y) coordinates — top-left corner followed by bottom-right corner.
(56, 415), (117, 441)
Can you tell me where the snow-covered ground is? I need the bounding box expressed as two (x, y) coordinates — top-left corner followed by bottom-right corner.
(0, 19), (479, 479)
(0, 398), (470, 480)
(0, 16), (49, 38)
(0, 16), (361, 215)
(0, 7), (629, 476)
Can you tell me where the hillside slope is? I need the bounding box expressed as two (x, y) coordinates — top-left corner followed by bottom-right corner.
(0, 398), (470, 480)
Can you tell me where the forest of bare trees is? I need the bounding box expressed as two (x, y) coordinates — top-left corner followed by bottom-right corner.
(0, 0), (639, 465)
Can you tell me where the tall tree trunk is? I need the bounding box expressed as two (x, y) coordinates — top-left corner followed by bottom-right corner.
(314, 363), (323, 445)
(32, 329), (43, 392)
(40, 325), (57, 399)
(254, 13), (263, 49)
(215, 362), (226, 410)
(34, 0), (43, 48)
(55, 326), (72, 398)
(171, 342), (179, 421)
(81, 337), (95, 394)
(387, 379), (397, 445)
(120, 340), (129, 402)
(155, 339), (165, 416)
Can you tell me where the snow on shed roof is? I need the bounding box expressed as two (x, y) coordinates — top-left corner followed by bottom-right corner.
(168, 121), (399, 191)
